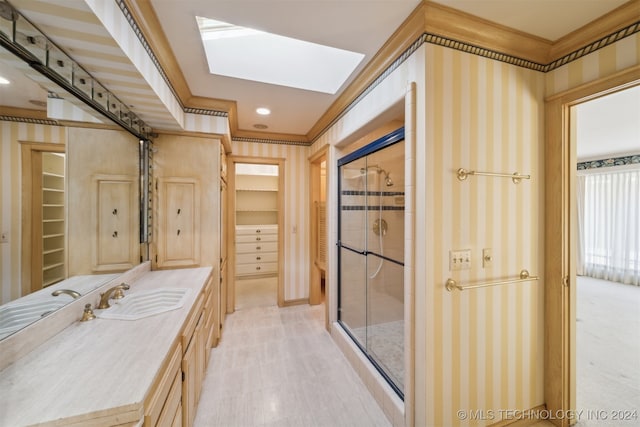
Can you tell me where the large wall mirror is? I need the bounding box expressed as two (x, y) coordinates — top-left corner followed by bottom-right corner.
(0, 36), (149, 339)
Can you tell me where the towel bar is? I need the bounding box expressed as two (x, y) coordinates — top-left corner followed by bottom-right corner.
(456, 168), (531, 184)
(446, 269), (538, 291)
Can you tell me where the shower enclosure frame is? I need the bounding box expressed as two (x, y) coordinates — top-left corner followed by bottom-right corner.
(337, 127), (405, 399)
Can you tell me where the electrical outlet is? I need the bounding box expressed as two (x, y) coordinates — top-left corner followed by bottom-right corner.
(483, 248), (493, 268)
(0, 231), (8, 243)
(449, 249), (471, 271)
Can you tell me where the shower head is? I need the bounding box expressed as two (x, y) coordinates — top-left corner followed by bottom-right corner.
(384, 174), (393, 187)
(360, 165), (394, 187)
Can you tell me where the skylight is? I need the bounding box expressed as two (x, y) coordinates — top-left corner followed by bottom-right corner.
(196, 16), (365, 94)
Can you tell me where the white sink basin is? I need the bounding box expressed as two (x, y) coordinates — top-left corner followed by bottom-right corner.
(97, 288), (191, 321)
(0, 298), (69, 339)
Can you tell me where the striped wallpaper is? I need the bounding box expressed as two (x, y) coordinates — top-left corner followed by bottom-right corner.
(546, 32), (640, 96)
(307, 25), (639, 426)
(311, 40), (547, 427)
(421, 44), (545, 426)
(0, 121), (66, 304)
(230, 140), (310, 302)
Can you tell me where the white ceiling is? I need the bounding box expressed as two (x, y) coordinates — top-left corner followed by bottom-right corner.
(149, 0), (422, 136)
(576, 85), (640, 162)
(149, 0), (632, 137)
(0, 0), (635, 144)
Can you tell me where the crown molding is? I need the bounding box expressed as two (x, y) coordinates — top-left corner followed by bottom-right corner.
(0, 106), (52, 122)
(120, 0), (639, 146)
(423, 1), (552, 64)
(305, 1), (427, 142)
(550, 0), (640, 61)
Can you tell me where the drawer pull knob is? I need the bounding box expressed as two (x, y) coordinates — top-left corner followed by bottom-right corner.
(256, 229), (261, 233)
(256, 237), (261, 241)
(256, 266), (261, 270)
(256, 246), (261, 250)
(256, 256), (261, 260)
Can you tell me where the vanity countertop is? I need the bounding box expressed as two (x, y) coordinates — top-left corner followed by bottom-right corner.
(0, 267), (213, 427)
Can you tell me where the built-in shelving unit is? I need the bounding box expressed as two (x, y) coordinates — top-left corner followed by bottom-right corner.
(234, 164), (279, 278)
(41, 152), (65, 287)
(235, 173), (278, 226)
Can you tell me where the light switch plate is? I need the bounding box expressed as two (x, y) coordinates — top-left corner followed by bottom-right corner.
(483, 248), (493, 268)
(450, 249), (471, 271)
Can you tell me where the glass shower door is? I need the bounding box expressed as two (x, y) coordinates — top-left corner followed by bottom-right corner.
(338, 128), (405, 397)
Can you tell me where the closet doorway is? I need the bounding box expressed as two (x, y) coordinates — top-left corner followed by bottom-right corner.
(229, 157), (284, 311)
(20, 143), (66, 295)
(309, 147), (328, 328)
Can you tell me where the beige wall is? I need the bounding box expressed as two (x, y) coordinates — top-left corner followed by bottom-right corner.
(0, 121), (66, 303)
(420, 44), (545, 426)
(312, 35), (548, 425)
(152, 134), (221, 271)
(546, 33), (640, 96)
(66, 127), (140, 276)
(230, 140), (310, 302)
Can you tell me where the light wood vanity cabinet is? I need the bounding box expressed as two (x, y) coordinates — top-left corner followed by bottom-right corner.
(144, 272), (216, 427)
(144, 343), (183, 427)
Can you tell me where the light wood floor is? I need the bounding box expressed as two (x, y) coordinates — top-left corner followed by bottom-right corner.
(194, 303), (389, 426)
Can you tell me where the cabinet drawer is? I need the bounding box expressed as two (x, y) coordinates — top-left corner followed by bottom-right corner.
(236, 225), (277, 236)
(236, 233), (277, 244)
(236, 262), (278, 275)
(156, 369), (182, 427)
(236, 252), (277, 265)
(236, 242), (277, 254)
(144, 343), (182, 427)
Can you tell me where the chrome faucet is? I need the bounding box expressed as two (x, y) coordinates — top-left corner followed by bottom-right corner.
(51, 289), (81, 299)
(97, 283), (130, 309)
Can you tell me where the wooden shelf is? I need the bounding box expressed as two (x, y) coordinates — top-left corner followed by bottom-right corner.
(43, 248), (64, 255)
(43, 262), (64, 272)
(43, 233), (64, 239)
(43, 171), (64, 178)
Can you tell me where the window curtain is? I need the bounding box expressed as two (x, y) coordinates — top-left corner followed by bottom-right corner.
(576, 167), (640, 286)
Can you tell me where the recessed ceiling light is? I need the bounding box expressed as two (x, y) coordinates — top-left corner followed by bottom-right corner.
(256, 107), (271, 115)
(0, 76), (10, 85)
(196, 16), (364, 94)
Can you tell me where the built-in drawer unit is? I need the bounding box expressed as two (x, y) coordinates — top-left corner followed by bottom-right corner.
(235, 225), (278, 278)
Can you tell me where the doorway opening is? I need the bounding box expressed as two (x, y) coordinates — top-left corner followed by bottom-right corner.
(20, 142), (66, 296)
(544, 68), (640, 426)
(229, 158), (285, 311)
(309, 148), (328, 299)
(572, 86), (640, 424)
